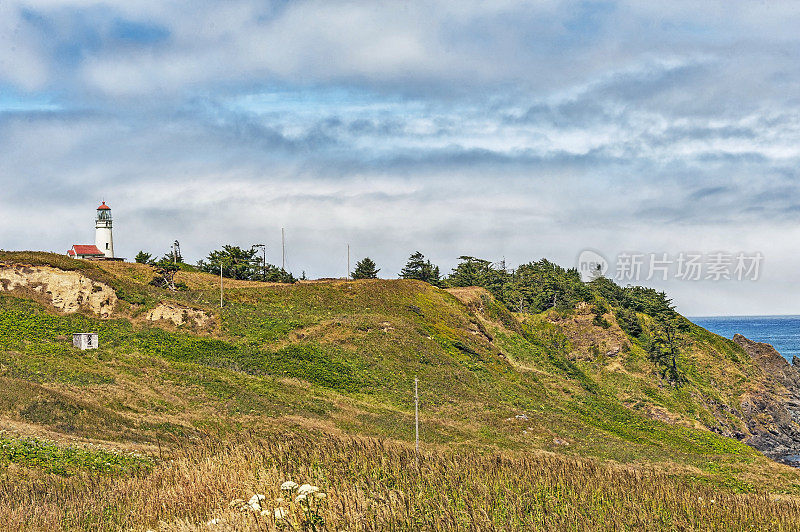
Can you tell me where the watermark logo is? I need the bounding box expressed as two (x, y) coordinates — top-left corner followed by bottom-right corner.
(577, 250), (763, 282)
(577, 249), (610, 282)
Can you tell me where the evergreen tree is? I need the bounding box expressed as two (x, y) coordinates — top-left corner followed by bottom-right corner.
(157, 246), (183, 264)
(400, 252), (441, 286)
(615, 307), (643, 337)
(508, 259), (590, 313)
(352, 257), (380, 279)
(198, 245), (260, 280)
(134, 251), (153, 264)
(447, 256), (492, 287)
(261, 265), (297, 283)
(646, 302), (688, 385)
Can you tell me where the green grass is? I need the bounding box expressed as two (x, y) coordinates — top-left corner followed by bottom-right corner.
(0, 289), (767, 470)
(0, 436), (151, 476)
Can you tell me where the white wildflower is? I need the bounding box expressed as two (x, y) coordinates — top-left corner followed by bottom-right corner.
(280, 481), (299, 492)
(274, 507), (288, 520)
(298, 484), (319, 496)
(313, 491), (327, 500)
(247, 494), (265, 511)
(295, 493), (308, 504)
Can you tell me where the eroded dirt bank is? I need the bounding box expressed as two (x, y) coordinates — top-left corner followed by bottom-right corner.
(0, 263), (117, 317)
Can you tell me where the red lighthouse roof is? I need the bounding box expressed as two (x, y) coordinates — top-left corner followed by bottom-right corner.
(97, 201), (110, 210)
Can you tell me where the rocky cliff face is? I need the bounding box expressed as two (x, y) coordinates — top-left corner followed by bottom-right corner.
(734, 334), (800, 459)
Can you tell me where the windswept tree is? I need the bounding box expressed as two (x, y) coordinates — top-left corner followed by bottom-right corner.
(400, 252), (441, 286)
(150, 258), (180, 291)
(644, 293), (688, 384)
(165, 247), (183, 264)
(352, 257), (380, 279)
(134, 251), (153, 264)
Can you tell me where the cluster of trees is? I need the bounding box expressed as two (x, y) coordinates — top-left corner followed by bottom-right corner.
(398, 251), (686, 384)
(397, 252), (591, 313)
(135, 245), (296, 285)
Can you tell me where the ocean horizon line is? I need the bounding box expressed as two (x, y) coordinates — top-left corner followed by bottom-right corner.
(689, 314), (800, 320)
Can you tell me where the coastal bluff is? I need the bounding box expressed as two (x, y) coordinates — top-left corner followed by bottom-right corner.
(734, 334), (800, 459)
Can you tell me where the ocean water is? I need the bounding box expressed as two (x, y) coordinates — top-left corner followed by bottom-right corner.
(690, 315), (800, 364)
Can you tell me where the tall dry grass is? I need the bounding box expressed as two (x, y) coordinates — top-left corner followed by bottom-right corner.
(3, 430), (800, 531)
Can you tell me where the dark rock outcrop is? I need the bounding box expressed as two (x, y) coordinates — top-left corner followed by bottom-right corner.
(733, 334), (800, 459)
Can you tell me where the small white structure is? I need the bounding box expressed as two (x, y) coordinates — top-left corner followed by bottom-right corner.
(73, 332), (99, 350)
(67, 244), (105, 260)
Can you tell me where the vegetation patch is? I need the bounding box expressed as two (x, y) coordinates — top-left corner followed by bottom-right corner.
(0, 436), (151, 476)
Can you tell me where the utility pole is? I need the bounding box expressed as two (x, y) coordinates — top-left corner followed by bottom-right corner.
(347, 243), (350, 280)
(219, 253), (234, 308)
(415, 377), (419, 468)
(281, 228), (285, 271)
(254, 244), (265, 278)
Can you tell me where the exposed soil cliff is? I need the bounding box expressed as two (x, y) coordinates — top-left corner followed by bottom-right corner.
(0, 262), (117, 318)
(145, 302), (211, 327)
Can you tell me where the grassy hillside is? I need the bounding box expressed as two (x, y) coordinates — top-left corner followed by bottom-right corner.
(1, 251), (799, 529)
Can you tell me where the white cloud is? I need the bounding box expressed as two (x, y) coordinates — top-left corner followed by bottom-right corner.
(2, 1), (800, 315)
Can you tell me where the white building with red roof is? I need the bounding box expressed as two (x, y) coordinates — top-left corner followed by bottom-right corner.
(67, 244), (105, 259)
(67, 202), (117, 260)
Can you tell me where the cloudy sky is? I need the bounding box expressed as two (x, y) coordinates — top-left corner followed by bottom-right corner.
(2, 1), (800, 315)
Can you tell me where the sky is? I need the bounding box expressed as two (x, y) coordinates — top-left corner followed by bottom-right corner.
(1, 0), (800, 316)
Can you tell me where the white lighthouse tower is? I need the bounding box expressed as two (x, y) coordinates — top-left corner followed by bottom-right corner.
(95, 201), (114, 258)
